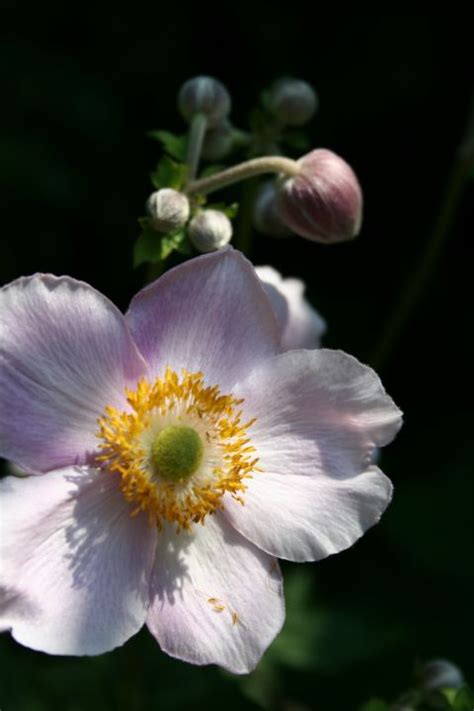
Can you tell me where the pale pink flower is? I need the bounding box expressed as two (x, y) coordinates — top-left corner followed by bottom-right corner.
(256, 265), (326, 350)
(0, 250), (401, 673)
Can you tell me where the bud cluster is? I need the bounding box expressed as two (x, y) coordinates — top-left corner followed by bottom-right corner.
(140, 73), (366, 268)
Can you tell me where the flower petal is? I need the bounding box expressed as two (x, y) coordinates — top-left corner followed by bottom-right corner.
(222, 349), (402, 561)
(238, 349), (402, 479)
(0, 275), (146, 471)
(126, 250), (280, 390)
(0, 467), (156, 655)
(224, 465), (392, 562)
(146, 512), (284, 674)
(256, 266), (326, 350)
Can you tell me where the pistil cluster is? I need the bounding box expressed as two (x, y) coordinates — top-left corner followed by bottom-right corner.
(96, 367), (259, 530)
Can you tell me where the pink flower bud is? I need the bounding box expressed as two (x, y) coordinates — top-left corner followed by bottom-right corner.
(277, 149), (363, 244)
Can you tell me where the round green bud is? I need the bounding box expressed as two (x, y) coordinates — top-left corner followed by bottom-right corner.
(189, 209), (233, 253)
(147, 188), (190, 233)
(268, 78), (318, 126)
(151, 425), (203, 482)
(418, 659), (464, 692)
(178, 76), (231, 128)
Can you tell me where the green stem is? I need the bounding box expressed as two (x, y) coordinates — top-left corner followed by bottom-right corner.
(370, 99), (474, 370)
(185, 156), (300, 196)
(185, 113), (208, 183)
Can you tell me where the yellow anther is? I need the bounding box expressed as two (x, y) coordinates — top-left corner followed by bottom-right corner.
(96, 368), (259, 530)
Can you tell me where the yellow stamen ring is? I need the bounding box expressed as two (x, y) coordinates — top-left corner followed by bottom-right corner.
(96, 368), (258, 530)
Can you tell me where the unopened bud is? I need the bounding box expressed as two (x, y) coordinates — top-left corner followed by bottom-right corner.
(178, 76), (231, 128)
(277, 148), (363, 244)
(268, 78), (318, 126)
(146, 189), (190, 233)
(418, 659), (464, 692)
(253, 181), (291, 237)
(188, 209), (233, 252)
(201, 121), (234, 161)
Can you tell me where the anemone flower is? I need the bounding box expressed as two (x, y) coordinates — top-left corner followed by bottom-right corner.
(0, 249), (401, 673)
(256, 265), (326, 350)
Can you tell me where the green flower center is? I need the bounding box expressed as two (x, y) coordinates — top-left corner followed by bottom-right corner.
(151, 425), (204, 482)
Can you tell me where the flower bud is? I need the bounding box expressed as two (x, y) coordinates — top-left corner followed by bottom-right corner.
(178, 76), (231, 128)
(418, 659), (464, 692)
(188, 209), (233, 252)
(147, 189), (190, 233)
(277, 148), (363, 244)
(268, 78), (318, 126)
(253, 181), (291, 238)
(201, 121), (234, 161)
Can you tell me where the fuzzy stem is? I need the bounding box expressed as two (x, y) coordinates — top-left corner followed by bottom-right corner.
(185, 113), (208, 183)
(185, 156), (300, 196)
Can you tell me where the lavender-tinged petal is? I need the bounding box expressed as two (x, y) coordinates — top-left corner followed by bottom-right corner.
(126, 250), (280, 391)
(146, 512), (284, 674)
(0, 275), (146, 471)
(0, 467), (156, 655)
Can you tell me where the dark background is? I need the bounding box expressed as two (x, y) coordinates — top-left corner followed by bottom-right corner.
(1, 7), (473, 710)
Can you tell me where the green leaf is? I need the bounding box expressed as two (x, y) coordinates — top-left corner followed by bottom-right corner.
(133, 224), (161, 267)
(134, 221), (191, 268)
(207, 201), (239, 219)
(148, 130), (188, 161)
(150, 156), (188, 190)
(160, 229), (191, 259)
(452, 686), (474, 710)
(358, 700), (389, 711)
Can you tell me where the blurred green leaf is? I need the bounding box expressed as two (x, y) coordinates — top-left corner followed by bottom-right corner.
(267, 568), (407, 674)
(148, 130), (188, 161)
(451, 686), (474, 710)
(358, 700), (389, 711)
(150, 155), (188, 190)
(237, 657), (280, 710)
(199, 163), (226, 178)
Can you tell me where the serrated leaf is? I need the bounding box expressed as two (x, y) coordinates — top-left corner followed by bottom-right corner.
(148, 130), (188, 161)
(150, 156), (188, 190)
(134, 221), (190, 267)
(133, 224), (162, 267)
(159, 229), (188, 260)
